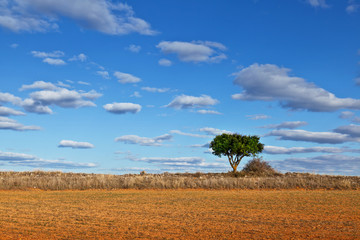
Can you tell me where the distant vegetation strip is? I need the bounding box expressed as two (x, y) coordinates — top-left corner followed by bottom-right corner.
(0, 171), (359, 190)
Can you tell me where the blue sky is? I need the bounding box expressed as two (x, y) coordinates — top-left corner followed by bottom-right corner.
(1, 0), (360, 175)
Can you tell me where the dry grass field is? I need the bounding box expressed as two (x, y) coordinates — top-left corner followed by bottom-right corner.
(0, 189), (359, 239)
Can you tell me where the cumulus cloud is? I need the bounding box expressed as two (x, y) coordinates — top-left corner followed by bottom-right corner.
(126, 44), (141, 53)
(3, 83), (98, 115)
(114, 71), (141, 84)
(339, 111), (355, 119)
(166, 94), (218, 109)
(129, 155), (226, 170)
(0, 150), (36, 161)
(0, 150), (96, 169)
(264, 145), (360, 155)
(158, 58), (172, 66)
(69, 53), (87, 62)
(306, 0), (329, 8)
(261, 121), (308, 129)
(266, 129), (359, 144)
(0, 117), (41, 131)
(0, 106), (25, 116)
(103, 102), (141, 114)
(190, 143), (210, 148)
(58, 140), (95, 149)
(131, 91), (141, 98)
(141, 87), (169, 93)
(42, 58), (66, 66)
(170, 130), (209, 138)
(19, 159), (97, 169)
(10, 43), (18, 48)
(97, 71), (110, 79)
(232, 64), (360, 112)
(78, 81), (90, 86)
(346, 1), (360, 13)
(21, 98), (53, 114)
(0, 92), (22, 105)
(0, 0), (156, 35)
(273, 154), (360, 175)
(115, 134), (172, 146)
(334, 124), (360, 138)
(197, 109), (222, 115)
(156, 41), (227, 63)
(199, 127), (232, 136)
(20, 81), (59, 91)
(246, 114), (271, 120)
(81, 90), (103, 100)
(31, 50), (64, 58)
(26, 88), (99, 110)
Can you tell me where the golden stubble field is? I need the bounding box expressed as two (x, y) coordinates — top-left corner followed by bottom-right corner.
(0, 190), (359, 239)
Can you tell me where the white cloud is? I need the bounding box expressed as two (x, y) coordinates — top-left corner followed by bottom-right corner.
(232, 63), (360, 112)
(28, 88), (98, 108)
(10, 43), (18, 48)
(0, 117), (41, 131)
(158, 58), (172, 66)
(166, 94), (218, 109)
(0, 106), (25, 116)
(58, 140), (94, 149)
(339, 111), (355, 119)
(129, 155), (227, 171)
(170, 130), (209, 138)
(334, 124), (360, 138)
(43, 58), (66, 65)
(115, 134), (172, 146)
(307, 0), (329, 8)
(261, 121), (308, 129)
(134, 156), (204, 165)
(141, 87), (169, 93)
(57, 81), (71, 88)
(114, 71), (141, 84)
(264, 145), (360, 155)
(31, 50), (65, 58)
(199, 127), (232, 136)
(21, 88), (100, 114)
(69, 53), (87, 62)
(355, 77), (360, 85)
(0, 150), (36, 161)
(156, 41), (227, 63)
(103, 102), (141, 114)
(273, 154), (360, 175)
(246, 114), (271, 120)
(0, 92), (22, 105)
(20, 81), (59, 91)
(80, 90), (103, 100)
(0, 150), (96, 169)
(126, 44), (141, 53)
(266, 129), (358, 144)
(97, 71), (110, 79)
(346, 0), (360, 13)
(0, 0), (157, 35)
(78, 81), (90, 86)
(190, 143), (210, 148)
(197, 109), (222, 115)
(131, 91), (141, 98)
(21, 98), (53, 114)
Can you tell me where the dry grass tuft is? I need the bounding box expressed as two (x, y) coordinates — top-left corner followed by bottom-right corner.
(0, 170), (359, 190)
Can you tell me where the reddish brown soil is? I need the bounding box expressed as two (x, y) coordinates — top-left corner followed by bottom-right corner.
(0, 190), (359, 239)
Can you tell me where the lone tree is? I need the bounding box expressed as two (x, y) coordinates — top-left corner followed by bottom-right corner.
(209, 133), (264, 173)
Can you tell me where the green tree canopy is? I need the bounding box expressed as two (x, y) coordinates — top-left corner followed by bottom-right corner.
(209, 133), (264, 173)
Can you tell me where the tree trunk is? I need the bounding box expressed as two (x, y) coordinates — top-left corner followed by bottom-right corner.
(232, 164), (238, 173)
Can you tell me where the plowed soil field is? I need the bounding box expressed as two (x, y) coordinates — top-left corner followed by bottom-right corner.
(0, 190), (359, 239)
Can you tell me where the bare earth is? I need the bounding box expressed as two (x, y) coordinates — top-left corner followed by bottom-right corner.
(0, 190), (359, 239)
